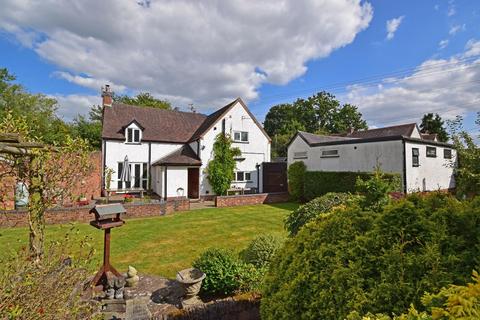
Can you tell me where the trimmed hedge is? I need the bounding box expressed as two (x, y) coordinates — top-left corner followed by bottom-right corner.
(303, 171), (401, 201)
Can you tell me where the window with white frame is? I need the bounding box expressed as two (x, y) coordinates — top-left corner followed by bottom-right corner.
(321, 149), (339, 158)
(235, 171), (252, 182)
(117, 162), (148, 189)
(233, 131), (249, 142)
(126, 127), (141, 143)
(444, 149), (452, 159)
(293, 151), (307, 159)
(426, 146), (437, 158)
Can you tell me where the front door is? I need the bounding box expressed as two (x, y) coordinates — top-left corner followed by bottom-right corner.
(188, 168), (199, 198)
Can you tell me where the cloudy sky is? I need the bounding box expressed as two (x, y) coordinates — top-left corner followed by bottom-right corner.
(0, 0), (479, 133)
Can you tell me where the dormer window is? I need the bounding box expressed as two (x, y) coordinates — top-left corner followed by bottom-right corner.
(126, 128), (140, 143)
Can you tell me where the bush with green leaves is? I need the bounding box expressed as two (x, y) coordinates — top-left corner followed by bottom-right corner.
(355, 166), (402, 211)
(303, 170), (401, 201)
(347, 271), (480, 320)
(261, 193), (480, 320)
(241, 234), (284, 269)
(287, 161), (306, 201)
(193, 248), (261, 295)
(284, 192), (358, 236)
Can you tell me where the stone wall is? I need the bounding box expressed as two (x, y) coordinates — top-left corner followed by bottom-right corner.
(215, 192), (289, 208)
(0, 198), (190, 228)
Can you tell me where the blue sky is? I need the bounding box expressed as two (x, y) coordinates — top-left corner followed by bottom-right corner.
(0, 0), (479, 134)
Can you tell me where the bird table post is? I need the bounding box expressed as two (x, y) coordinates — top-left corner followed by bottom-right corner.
(89, 203), (126, 290)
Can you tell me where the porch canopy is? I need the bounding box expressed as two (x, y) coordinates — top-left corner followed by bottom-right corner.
(152, 145), (201, 167)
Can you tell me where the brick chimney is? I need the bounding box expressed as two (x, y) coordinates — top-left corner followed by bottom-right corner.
(101, 84), (113, 107)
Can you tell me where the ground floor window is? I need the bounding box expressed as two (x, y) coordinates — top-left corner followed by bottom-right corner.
(117, 162), (148, 189)
(235, 171), (252, 182)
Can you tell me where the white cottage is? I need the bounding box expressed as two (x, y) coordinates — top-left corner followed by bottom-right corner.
(287, 123), (456, 193)
(101, 87), (271, 200)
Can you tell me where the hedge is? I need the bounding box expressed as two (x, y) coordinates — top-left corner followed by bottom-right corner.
(303, 171), (401, 201)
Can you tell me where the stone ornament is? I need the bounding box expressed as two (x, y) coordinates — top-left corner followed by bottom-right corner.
(176, 268), (206, 308)
(126, 265), (140, 287)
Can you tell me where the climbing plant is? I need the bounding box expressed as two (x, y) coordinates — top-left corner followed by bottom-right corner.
(206, 133), (241, 195)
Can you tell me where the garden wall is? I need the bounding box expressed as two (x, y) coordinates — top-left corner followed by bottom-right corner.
(0, 151), (102, 210)
(0, 198), (189, 228)
(215, 192), (289, 208)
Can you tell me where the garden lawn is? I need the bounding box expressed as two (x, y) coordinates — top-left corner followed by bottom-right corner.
(0, 203), (297, 278)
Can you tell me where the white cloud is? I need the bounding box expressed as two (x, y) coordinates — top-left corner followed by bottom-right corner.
(386, 16), (404, 40)
(0, 0), (373, 114)
(439, 39), (449, 49)
(449, 24), (465, 35)
(447, 0), (456, 16)
(52, 94), (100, 121)
(345, 39), (480, 127)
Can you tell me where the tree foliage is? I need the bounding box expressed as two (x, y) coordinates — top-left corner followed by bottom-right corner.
(420, 113), (449, 142)
(448, 114), (480, 198)
(206, 134), (241, 195)
(264, 91), (367, 157)
(355, 166), (402, 211)
(261, 193), (480, 320)
(0, 111), (92, 261)
(113, 92), (172, 110)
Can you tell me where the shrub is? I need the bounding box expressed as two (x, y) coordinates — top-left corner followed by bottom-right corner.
(0, 235), (98, 319)
(287, 161), (306, 201)
(348, 271), (480, 320)
(241, 234), (284, 269)
(303, 171), (400, 201)
(285, 192), (358, 236)
(356, 167), (402, 211)
(261, 193), (480, 320)
(193, 248), (261, 295)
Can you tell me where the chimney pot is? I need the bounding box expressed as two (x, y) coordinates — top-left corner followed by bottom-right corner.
(101, 84), (113, 107)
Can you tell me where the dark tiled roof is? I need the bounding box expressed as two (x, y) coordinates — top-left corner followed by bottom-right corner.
(102, 102), (207, 143)
(189, 99), (238, 141)
(298, 131), (357, 144)
(346, 123), (417, 139)
(421, 133), (438, 141)
(152, 145), (201, 166)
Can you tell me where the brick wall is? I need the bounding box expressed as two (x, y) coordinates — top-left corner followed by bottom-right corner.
(0, 198), (189, 228)
(0, 151), (102, 210)
(215, 192), (289, 208)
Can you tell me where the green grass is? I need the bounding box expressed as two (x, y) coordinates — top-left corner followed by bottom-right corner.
(0, 203), (298, 278)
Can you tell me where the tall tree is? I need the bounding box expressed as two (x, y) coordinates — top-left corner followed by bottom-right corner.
(264, 91), (367, 157)
(113, 92), (172, 110)
(420, 113), (449, 142)
(0, 68), (73, 145)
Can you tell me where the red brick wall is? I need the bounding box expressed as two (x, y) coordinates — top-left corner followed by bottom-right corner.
(0, 151), (102, 210)
(0, 198), (189, 228)
(215, 192), (289, 208)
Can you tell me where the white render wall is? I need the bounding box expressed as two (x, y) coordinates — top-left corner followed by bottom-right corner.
(287, 136), (404, 174)
(198, 101), (271, 195)
(404, 141), (456, 192)
(104, 140), (183, 190)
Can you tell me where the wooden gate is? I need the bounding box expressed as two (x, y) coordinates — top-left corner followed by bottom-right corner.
(262, 162), (287, 193)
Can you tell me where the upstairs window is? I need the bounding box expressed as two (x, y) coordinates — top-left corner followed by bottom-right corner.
(321, 150), (339, 158)
(444, 149), (452, 159)
(233, 131), (249, 142)
(412, 148), (419, 167)
(426, 146), (437, 158)
(293, 151), (307, 159)
(126, 128), (141, 143)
